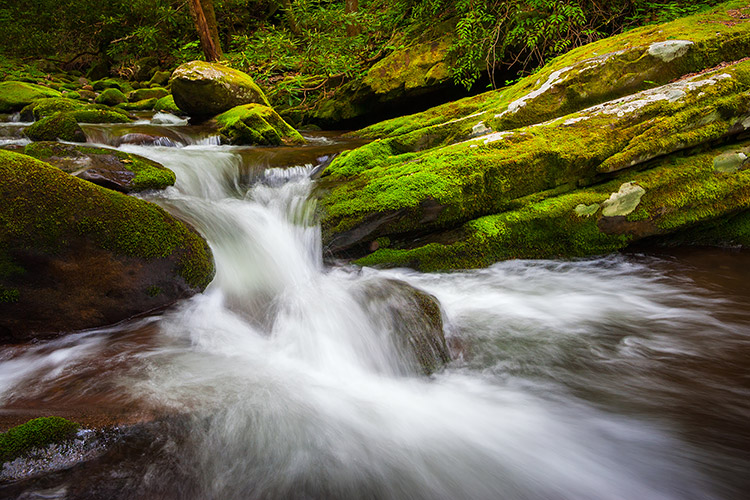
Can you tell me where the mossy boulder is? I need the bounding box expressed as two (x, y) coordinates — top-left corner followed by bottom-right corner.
(24, 142), (176, 193)
(0, 150), (215, 340)
(0, 417), (79, 463)
(149, 70), (171, 87)
(92, 78), (132, 94)
(23, 113), (86, 142)
(153, 95), (182, 114)
(117, 97), (158, 111)
(0, 81), (61, 113)
(363, 38), (452, 98)
(170, 61), (270, 118)
(215, 103), (304, 146)
(318, 51), (750, 268)
(19, 98), (132, 122)
(127, 87), (168, 102)
(95, 88), (127, 106)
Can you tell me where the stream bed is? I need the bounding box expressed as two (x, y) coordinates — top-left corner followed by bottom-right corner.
(1, 116), (749, 499)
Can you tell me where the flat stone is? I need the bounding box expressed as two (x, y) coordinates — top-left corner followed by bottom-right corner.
(574, 203), (600, 217)
(647, 40), (693, 62)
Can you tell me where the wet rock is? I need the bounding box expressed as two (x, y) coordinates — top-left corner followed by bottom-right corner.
(170, 61), (270, 119)
(0, 150), (214, 341)
(23, 142), (176, 192)
(355, 277), (450, 375)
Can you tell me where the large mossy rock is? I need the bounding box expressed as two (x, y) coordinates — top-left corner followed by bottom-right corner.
(170, 61), (270, 119)
(317, 2), (750, 270)
(0, 82), (61, 113)
(24, 142), (176, 193)
(0, 150), (215, 341)
(307, 37), (459, 128)
(20, 98), (132, 122)
(153, 95), (182, 115)
(215, 104), (304, 146)
(23, 113), (86, 142)
(95, 88), (127, 106)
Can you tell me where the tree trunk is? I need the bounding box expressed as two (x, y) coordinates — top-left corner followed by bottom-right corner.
(188, 0), (223, 62)
(345, 0), (361, 36)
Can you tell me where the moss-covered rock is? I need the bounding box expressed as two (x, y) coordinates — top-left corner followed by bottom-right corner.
(148, 70), (171, 87)
(0, 417), (79, 463)
(153, 95), (182, 114)
(319, 50), (750, 267)
(363, 38), (453, 97)
(0, 150), (214, 340)
(0, 81), (61, 113)
(170, 61), (270, 118)
(355, 0), (750, 147)
(92, 78), (132, 94)
(117, 98), (158, 111)
(24, 142), (176, 192)
(95, 88), (127, 106)
(126, 87), (168, 102)
(19, 98), (132, 122)
(215, 103), (305, 146)
(23, 112), (85, 142)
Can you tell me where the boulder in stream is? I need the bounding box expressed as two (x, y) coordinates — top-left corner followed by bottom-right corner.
(355, 278), (450, 375)
(24, 142), (176, 192)
(170, 61), (270, 118)
(215, 103), (305, 146)
(0, 150), (215, 341)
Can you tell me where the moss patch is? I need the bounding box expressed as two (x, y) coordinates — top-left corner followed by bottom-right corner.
(0, 417), (79, 463)
(23, 112), (85, 142)
(153, 95), (182, 114)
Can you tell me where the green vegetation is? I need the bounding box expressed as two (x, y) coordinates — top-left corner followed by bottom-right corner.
(0, 150), (213, 289)
(0, 417), (79, 463)
(215, 103), (305, 145)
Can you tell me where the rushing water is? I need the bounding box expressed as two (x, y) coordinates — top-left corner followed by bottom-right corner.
(1, 117), (750, 499)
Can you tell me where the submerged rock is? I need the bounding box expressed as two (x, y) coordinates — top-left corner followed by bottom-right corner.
(0, 82), (61, 113)
(170, 61), (270, 118)
(0, 150), (214, 341)
(24, 142), (176, 192)
(215, 103), (305, 146)
(354, 277), (450, 375)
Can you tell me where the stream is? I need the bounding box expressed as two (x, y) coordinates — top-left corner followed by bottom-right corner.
(1, 115), (750, 499)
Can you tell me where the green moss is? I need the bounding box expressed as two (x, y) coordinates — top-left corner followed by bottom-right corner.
(215, 103), (304, 146)
(0, 81), (61, 113)
(92, 78), (132, 94)
(23, 112), (85, 142)
(354, 138), (750, 270)
(321, 59), (750, 244)
(94, 88), (127, 106)
(0, 151), (212, 288)
(0, 287), (19, 303)
(65, 91), (81, 100)
(363, 38), (453, 95)
(146, 285), (162, 297)
(0, 417), (79, 463)
(117, 98), (158, 111)
(23, 142), (176, 191)
(153, 95), (182, 114)
(127, 88), (168, 102)
(20, 99), (132, 123)
(170, 61), (270, 118)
